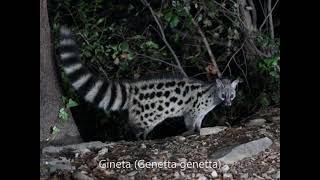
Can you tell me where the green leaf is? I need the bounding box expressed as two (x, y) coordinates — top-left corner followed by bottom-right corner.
(59, 108), (69, 121)
(66, 99), (78, 108)
(96, 18), (104, 25)
(119, 42), (129, 51)
(145, 41), (159, 49)
(170, 15), (180, 28)
(51, 126), (60, 135)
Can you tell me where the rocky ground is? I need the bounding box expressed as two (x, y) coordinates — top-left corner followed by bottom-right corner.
(40, 108), (280, 180)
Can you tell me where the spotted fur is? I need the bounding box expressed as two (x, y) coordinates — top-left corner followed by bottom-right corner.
(58, 27), (240, 139)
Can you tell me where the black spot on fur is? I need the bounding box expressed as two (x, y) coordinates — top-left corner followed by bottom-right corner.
(175, 88), (181, 94)
(151, 103), (155, 108)
(134, 87), (139, 94)
(170, 108), (174, 112)
(144, 93), (149, 99)
(145, 104), (150, 110)
(156, 92), (162, 97)
(139, 93), (144, 100)
(177, 100), (183, 105)
(141, 85), (147, 90)
(178, 81), (186, 87)
(133, 98), (138, 105)
(165, 111), (169, 114)
(136, 110), (141, 115)
(140, 116), (143, 121)
(141, 106), (144, 112)
(185, 97), (192, 104)
(150, 92), (155, 99)
(169, 97), (178, 102)
(165, 81), (176, 87)
(205, 100), (208, 103)
(144, 114), (149, 118)
(165, 102), (170, 107)
(159, 100), (163, 103)
(149, 112), (154, 116)
(191, 85), (200, 90)
(148, 119), (153, 122)
(164, 91), (170, 98)
(157, 83), (164, 89)
(183, 86), (189, 96)
(158, 105), (163, 111)
(143, 122), (148, 125)
(149, 84), (154, 89)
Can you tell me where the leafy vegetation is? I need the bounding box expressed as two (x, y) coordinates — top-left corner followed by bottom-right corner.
(48, 0), (280, 140)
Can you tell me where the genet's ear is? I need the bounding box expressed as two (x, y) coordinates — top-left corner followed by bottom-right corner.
(231, 78), (243, 88)
(216, 79), (223, 88)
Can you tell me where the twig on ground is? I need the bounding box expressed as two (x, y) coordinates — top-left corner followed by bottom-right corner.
(140, 0), (188, 78)
(267, 0), (274, 39)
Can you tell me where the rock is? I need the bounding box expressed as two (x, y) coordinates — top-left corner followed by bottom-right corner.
(221, 165), (230, 173)
(211, 170), (218, 178)
(42, 141), (107, 154)
(126, 171), (138, 176)
(223, 173), (233, 179)
(73, 171), (94, 180)
(176, 136), (186, 142)
(197, 174), (207, 180)
(211, 137), (273, 164)
(174, 171), (180, 178)
(140, 143), (147, 149)
(272, 116), (280, 121)
(240, 173), (248, 179)
(45, 157), (75, 173)
(178, 158), (187, 163)
(200, 126), (227, 136)
(273, 171), (280, 179)
(97, 147), (108, 156)
(247, 118), (266, 126)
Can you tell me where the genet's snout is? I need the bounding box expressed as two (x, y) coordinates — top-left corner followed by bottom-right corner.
(224, 101), (232, 106)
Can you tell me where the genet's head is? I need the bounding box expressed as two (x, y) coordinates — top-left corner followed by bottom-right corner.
(216, 78), (242, 106)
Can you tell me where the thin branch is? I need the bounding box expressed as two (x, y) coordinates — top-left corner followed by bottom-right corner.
(189, 15), (222, 78)
(135, 54), (180, 69)
(140, 0), (188, 78)
(222, 41), (246, 74)
(259, 0), (279, 32)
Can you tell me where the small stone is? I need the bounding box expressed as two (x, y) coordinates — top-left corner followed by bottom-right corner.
(177, 136), (186, 142)
(247, 118), (266, 127)
(272, 116), (280, 121)
(174, 171), (180, 178)
(72, 171), (94, 180)
(273, 171), (280, 179)
(127, 171), (138, 176)
(140, 143), (146, 149)
(178, 158), (187, 163)
(223, 173), (233, 179)
(221, 165), (230, 173)
(98, 148), (108, 156)
(211, 170), (218, 178)
(200, 126), (227, 136)
(197, 174), (207, 180)
(240, 173), (248, 179)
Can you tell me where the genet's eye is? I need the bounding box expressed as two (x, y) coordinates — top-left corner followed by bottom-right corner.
(230, 94), (234, 99)
(221, 93), (225, 99)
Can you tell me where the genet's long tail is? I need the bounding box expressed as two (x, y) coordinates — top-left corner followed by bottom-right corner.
(58, 26), (129, 111)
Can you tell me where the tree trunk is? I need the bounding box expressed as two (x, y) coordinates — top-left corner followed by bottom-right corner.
(40, 0), (82, 146)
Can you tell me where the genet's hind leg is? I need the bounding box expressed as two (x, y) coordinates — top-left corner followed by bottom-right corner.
(182, 113), (197, 136)
(195, 115), (205, 133)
